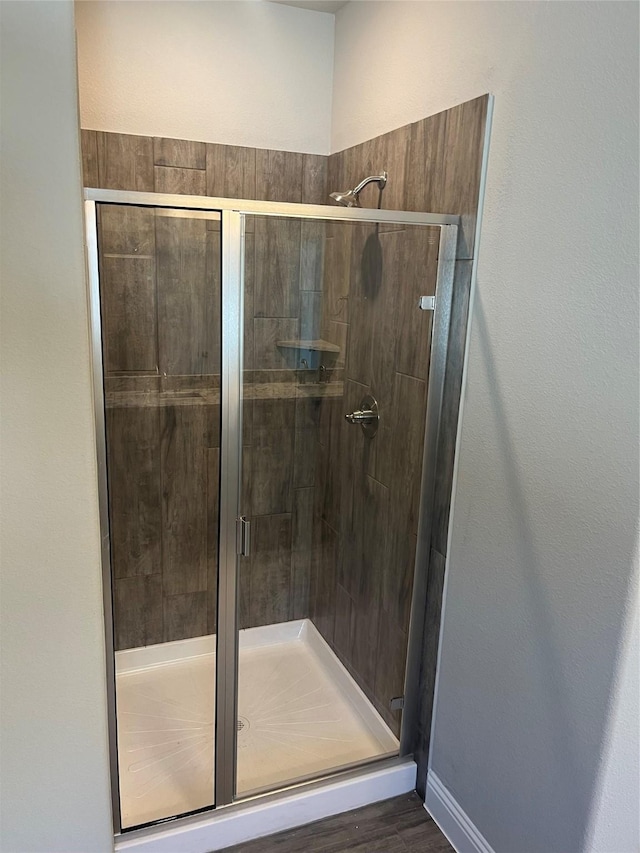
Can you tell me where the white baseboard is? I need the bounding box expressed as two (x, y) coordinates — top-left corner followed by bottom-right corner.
(425, 771), (494, 853)
(116, 760), (417, 853)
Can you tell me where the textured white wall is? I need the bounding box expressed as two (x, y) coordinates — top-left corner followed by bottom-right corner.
(333, 2), (639, 851)
(0, 2), (113, 850)
(75, 0), (334, 154)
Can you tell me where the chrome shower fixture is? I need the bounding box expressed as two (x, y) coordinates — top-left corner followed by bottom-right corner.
(330, 171), (388, 207)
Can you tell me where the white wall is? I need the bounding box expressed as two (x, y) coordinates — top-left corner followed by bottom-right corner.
(0, 2), (113, 851)
(332, 2), (639, 851)
(75, 0), (334, 154)
(586, 544), (639, 853)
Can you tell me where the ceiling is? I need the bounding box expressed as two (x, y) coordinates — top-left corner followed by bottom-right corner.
(269, 0), (349, 14)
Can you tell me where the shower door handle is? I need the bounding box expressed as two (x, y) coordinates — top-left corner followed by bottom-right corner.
(236, 516), (251, 557)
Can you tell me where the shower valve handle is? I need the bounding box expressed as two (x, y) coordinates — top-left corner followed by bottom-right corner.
(344, 395), (379, 437)
(345, 409), (377, 424)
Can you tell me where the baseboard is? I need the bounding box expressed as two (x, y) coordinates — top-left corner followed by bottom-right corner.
(116, 759), (417, 853)
(425, 771), (494, 853)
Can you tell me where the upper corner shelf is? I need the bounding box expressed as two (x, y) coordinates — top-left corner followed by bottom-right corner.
(276, 339), (341, 354)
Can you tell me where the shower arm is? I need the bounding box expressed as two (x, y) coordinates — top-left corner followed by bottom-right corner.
(353, 172), (388, 195)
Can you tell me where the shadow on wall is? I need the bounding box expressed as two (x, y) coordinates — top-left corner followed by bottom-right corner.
(361, 231), (382, 299)
(457, 294), (639, 853)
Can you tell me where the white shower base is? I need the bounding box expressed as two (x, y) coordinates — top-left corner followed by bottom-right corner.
(115, 619), (398, 829)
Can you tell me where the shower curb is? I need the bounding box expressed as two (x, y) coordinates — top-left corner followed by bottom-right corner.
(115, 759), (417, 852)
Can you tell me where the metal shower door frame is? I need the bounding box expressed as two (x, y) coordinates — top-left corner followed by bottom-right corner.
(83, 188), (458, 835)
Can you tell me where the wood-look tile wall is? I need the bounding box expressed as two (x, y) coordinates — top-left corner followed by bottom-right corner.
(309, 224), (441, 735)
(318, 95), (489, 753)
(84, 130), (327, 650)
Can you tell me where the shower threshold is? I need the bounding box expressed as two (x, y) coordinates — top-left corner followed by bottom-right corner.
(115, 619), (399, 829)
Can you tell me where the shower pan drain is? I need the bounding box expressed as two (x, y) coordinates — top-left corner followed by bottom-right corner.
(237, 716), (250, 734)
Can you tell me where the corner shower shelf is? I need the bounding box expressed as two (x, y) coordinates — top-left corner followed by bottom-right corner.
(276, 339), (341, 354)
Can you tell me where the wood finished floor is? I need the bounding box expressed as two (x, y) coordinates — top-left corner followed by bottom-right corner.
(222, 793), (453, 852)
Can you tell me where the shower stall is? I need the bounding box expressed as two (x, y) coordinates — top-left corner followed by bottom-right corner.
(85, 188), (458, 843)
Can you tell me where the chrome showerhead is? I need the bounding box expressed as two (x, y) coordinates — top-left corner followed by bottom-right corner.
(329, 171), (388, 207)
(330, 188), (361, 207)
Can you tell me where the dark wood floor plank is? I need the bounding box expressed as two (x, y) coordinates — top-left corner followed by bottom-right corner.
(222, 793), (452, 852)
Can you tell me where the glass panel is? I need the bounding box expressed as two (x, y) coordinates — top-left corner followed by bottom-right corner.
(236, 215), (440, 797)
(97, 204), (222, 828)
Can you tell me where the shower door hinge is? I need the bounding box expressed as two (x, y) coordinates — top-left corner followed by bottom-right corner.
(236, 516), (251, 557)
(389, 696), (404, 712)
(418, 295), (435, 311)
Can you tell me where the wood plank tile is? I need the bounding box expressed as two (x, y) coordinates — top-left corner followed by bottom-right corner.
(106, 405), (162, 580)
(253, 317), (299, 369)
(255, 148), (303, 203)
(341, 124), (410, 214)
(100, 256), (157, 373)
(300, 220), (325, 292)
(302, 154), (328, 204)
(369, 229), (398, 404)
(80, 129), (98, 187)
(393, 227), (440, 381)
(206, 225), (223, 375)
(440, 95), (489, 259)
(309, 518), (338, 645)
(335, 379), (367, 555)
(292, 486), (314, 554)
(405, 109), (448, 214)
(345, 225), (377, 386)
(163, 591), (208, 643)
(295, 396), (322, 430)
(300, 290), (322, 342)
(291, 551), (311, 620)
(114, 574), (162, 650)
(324, 321), (348, 368)
(156, 213), (219, 375)
(161, 404), (209, 595)
(333, 583), (355, 662)
(154, 165), (206, 195)
(406, 95), (489, 259)
(206, 143), (256, 200)
(250, 403), (295, 516)
(293, 425), (317, 488)
(348, 475), (388, 690)
(432, 261), (472, 555)
(97, 131), (153, 191)
(249, 514), (292, 626)
(254, 217), (301, 318)
(382, 373), (427, 629)
(153, 137), (206, 169)
(321, 229), (351, 329)
(98, 204), (155, 256)
(243, 232), (255, 370)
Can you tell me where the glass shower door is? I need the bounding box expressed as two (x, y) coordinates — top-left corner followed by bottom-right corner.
(235, 214), (441, 798)
(96, 204), (222, 828)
